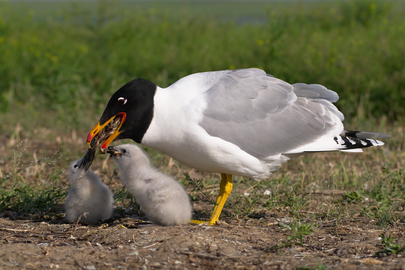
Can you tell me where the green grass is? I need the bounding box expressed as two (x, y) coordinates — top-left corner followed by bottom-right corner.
(270, 220), (316, 253)
(280, 220), (316, 245)
(0, 169), (66, 214)
(378, 233), (405, 256)
(296, 265), (329, 270)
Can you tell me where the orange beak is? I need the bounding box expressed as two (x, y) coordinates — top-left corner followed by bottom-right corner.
(86, 113), (126, 152)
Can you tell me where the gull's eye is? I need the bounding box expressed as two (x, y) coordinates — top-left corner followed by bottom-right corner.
(74, 164), (78, 169)
(117, 97), (127, 105)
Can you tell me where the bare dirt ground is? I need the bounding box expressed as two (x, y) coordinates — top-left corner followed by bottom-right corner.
(1, 133), (405, 269)
(1, 211), (405, 269)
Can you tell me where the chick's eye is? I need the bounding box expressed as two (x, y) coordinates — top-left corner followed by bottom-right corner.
(117, 97), (127, 105)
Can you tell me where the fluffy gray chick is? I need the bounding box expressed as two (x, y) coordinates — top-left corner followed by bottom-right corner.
(110, 144), (192, 225)
(65, 158), (113, 224)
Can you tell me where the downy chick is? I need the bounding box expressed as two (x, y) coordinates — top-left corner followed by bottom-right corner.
(109, 144), (192, 226)
(65, 158), (113, 224)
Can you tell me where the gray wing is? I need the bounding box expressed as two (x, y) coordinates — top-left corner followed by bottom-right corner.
(200, 68), (343, 158)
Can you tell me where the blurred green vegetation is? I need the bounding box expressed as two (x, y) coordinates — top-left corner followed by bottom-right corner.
(0, 0), (404, 135)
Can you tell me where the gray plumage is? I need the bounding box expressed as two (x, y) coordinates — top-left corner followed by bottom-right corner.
(200, 69), (344, 158)
(198, 69), (385, 159)
(139, 68), (388, 181)
(65, 158), (113, 224)
(110, 144), (192, 226)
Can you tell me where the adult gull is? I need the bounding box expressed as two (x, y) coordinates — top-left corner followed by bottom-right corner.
(81, 68), (389, 225)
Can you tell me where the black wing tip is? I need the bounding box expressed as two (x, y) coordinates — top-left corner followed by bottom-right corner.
(342, 130), (391, 140)
(335, 135), (374, 149)
(335, 131), (387, 150)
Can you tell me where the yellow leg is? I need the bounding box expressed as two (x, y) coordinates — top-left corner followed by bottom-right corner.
(190, 173), (233, 225)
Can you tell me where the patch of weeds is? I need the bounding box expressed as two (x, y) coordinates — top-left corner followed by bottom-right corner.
(362, 199), (396, 227)
(296, 264), (328, 270)
(271, 221), (316, 253)
(113, 186), (140, 213)
(370, 180), (389, 202)
(184, 173), (215, 204)
(360, 165), (405, 227)
(376, 209), (397, 227)
(282, 221), (315, 245)
(283, 191), (309, 214)
(381, 165), (405, 194)
(259, 174), (309, 215)
(369, 165), (405, 201)
(343, 190), (364, 203)
(233, 183), (273, 218)
(0, 141), (68, 213)
(377, 233), (405, 256)
(0, 168), (67, 213)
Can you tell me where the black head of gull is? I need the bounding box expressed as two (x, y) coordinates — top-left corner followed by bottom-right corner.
(83, 68), (390, 225)
(86, 78), (156, 152)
